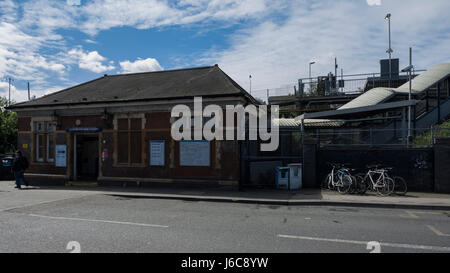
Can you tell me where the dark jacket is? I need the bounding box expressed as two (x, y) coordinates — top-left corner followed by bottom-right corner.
(12, 156), (28, 172)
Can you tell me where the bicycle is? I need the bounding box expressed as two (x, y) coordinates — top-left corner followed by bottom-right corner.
(391, 174), (407, 196)
(323, 163), (354, 194)
(356, 165), (395, 196)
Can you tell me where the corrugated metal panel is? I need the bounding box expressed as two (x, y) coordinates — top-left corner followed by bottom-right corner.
(338, 87), (395, 110)
(274, 118), (344, 127)
(396, 63), (450, 93)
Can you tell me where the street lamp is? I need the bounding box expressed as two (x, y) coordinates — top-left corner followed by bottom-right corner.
(401, 48), (414, 147)
(309, 61), (315, 93)
(385, 13), (393, 88)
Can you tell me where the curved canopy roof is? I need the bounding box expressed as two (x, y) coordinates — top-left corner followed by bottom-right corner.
(338, 87), (396, 110)
(396, 63), (450, 94)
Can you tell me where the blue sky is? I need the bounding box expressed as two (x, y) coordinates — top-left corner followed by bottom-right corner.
(1, 0), (450, 102)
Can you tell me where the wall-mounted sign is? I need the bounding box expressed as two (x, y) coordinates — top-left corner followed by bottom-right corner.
(180, 140), (210, 167)
(102, 148), (109, 162)
(66, 127), (102, 133)
(22, 144), (28, 149)
(55, 145), (67, 167)
(150, 141), (165, 166)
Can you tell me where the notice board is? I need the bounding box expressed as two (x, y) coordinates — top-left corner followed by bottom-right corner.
(150, 141), (165, 166)
(180, 140), (210, 167)
(55, 145), (67, 167)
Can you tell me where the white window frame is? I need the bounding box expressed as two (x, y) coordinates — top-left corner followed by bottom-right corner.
(36, 134), (44, 162)
(46, 134), (54, 162)
(33, 120), (55, 163)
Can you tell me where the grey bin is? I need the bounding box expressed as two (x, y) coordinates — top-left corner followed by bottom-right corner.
(288, 163), (303, 190)
(275, 167), (290, 190)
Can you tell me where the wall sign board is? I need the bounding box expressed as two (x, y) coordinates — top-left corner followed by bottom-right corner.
(66, 127), (102, 133)
(180, 140), (210, 167)
(55, 145), (67, 167)
(150, 141), (165, 166)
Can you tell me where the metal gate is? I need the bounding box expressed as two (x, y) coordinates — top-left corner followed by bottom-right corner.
(239, 127), (303, 188)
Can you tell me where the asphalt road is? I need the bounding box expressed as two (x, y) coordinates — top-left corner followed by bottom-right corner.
(0, 184), (449, 253)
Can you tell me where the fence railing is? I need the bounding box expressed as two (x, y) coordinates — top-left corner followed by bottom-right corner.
(305, 127), (450, 148)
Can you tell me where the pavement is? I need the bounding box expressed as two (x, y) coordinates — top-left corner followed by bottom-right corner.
(1, 180), (450, 210)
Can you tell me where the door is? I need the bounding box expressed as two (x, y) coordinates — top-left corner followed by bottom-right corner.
(74, 135), (99, 181)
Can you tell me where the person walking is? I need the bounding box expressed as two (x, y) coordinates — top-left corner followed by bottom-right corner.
(12, 150), (29, 189)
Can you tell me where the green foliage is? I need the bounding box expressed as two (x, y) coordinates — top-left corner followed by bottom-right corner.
(412, 120), (450, 147)
(255, 98), (267, 105)
(0, 97), (17, 154)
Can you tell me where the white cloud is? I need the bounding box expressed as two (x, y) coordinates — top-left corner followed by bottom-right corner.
(67, 0), (81, 6)
(199, 0), (450, 100)
(0, 0), (18, 23)
(0, 82), (28, 103)
(0, 22), (66, 86)
(76, 0), (273, 35)
(0, 81), (72, 103)
(68, 48), (115, 73)
(1, 0), (450, 103)
(366, 0), (381, 6)
(119, 58), (163, 74)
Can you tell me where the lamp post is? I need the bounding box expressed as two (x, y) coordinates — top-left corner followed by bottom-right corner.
(385, 13), (393, 88)
(309, 61), (315, 93)
(401, 48), (414, 147)
(249, 75), (252, 94)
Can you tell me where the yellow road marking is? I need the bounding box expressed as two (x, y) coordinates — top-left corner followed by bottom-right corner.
(426, 225), (450, 237)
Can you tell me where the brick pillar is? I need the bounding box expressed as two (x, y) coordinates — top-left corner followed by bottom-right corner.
(302, 138), (318, 188)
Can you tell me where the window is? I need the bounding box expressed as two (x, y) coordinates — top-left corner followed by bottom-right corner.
(116, 118), (142, 165)
(34, 121), (55, 163)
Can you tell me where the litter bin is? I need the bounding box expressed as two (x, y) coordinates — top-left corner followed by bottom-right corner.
(288, 163), (302, 190)
(0, 155), (14, 180)
(275, 167), (290, 189)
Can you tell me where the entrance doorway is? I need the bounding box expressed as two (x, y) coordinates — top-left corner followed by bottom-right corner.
(74, 135), (99, 181)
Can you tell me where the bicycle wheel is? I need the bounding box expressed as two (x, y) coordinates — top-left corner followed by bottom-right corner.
(355, 173), (369, 194)
(393, 176), (407, 196)
(348, 176), (357, 194)
(337, 175), (352, 194)
(376, 177), (394, 196)
(355, 174), (367, 195)
(322, 174), (332, 190)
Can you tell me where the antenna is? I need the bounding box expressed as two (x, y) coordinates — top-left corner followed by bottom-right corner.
(3, 76), (14, 106)
(28, 82), (30, 100)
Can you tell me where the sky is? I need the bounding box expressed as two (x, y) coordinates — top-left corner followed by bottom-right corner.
(0, 0), (449, 103)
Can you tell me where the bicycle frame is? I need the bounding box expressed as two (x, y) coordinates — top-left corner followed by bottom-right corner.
(363, 169), (389, 190)
(328, 165), (352, 188)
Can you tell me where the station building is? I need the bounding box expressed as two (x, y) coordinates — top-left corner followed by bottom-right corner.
(9, 65), (258, 187)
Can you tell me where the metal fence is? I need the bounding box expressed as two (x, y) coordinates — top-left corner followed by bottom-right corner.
(299, 70), (425, 96)
(306, 127), (450, 148)
(249, 70), (426, 103)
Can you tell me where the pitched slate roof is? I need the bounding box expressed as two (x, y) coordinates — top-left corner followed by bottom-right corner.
(10, 65), (258, 109)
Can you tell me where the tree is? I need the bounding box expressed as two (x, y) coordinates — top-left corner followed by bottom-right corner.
(0, 96), (17, 154)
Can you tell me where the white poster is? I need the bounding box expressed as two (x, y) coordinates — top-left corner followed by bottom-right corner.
(55, 145), (67, 167)
(150, 141), (165, 166)
(180, 140), (210, 167)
